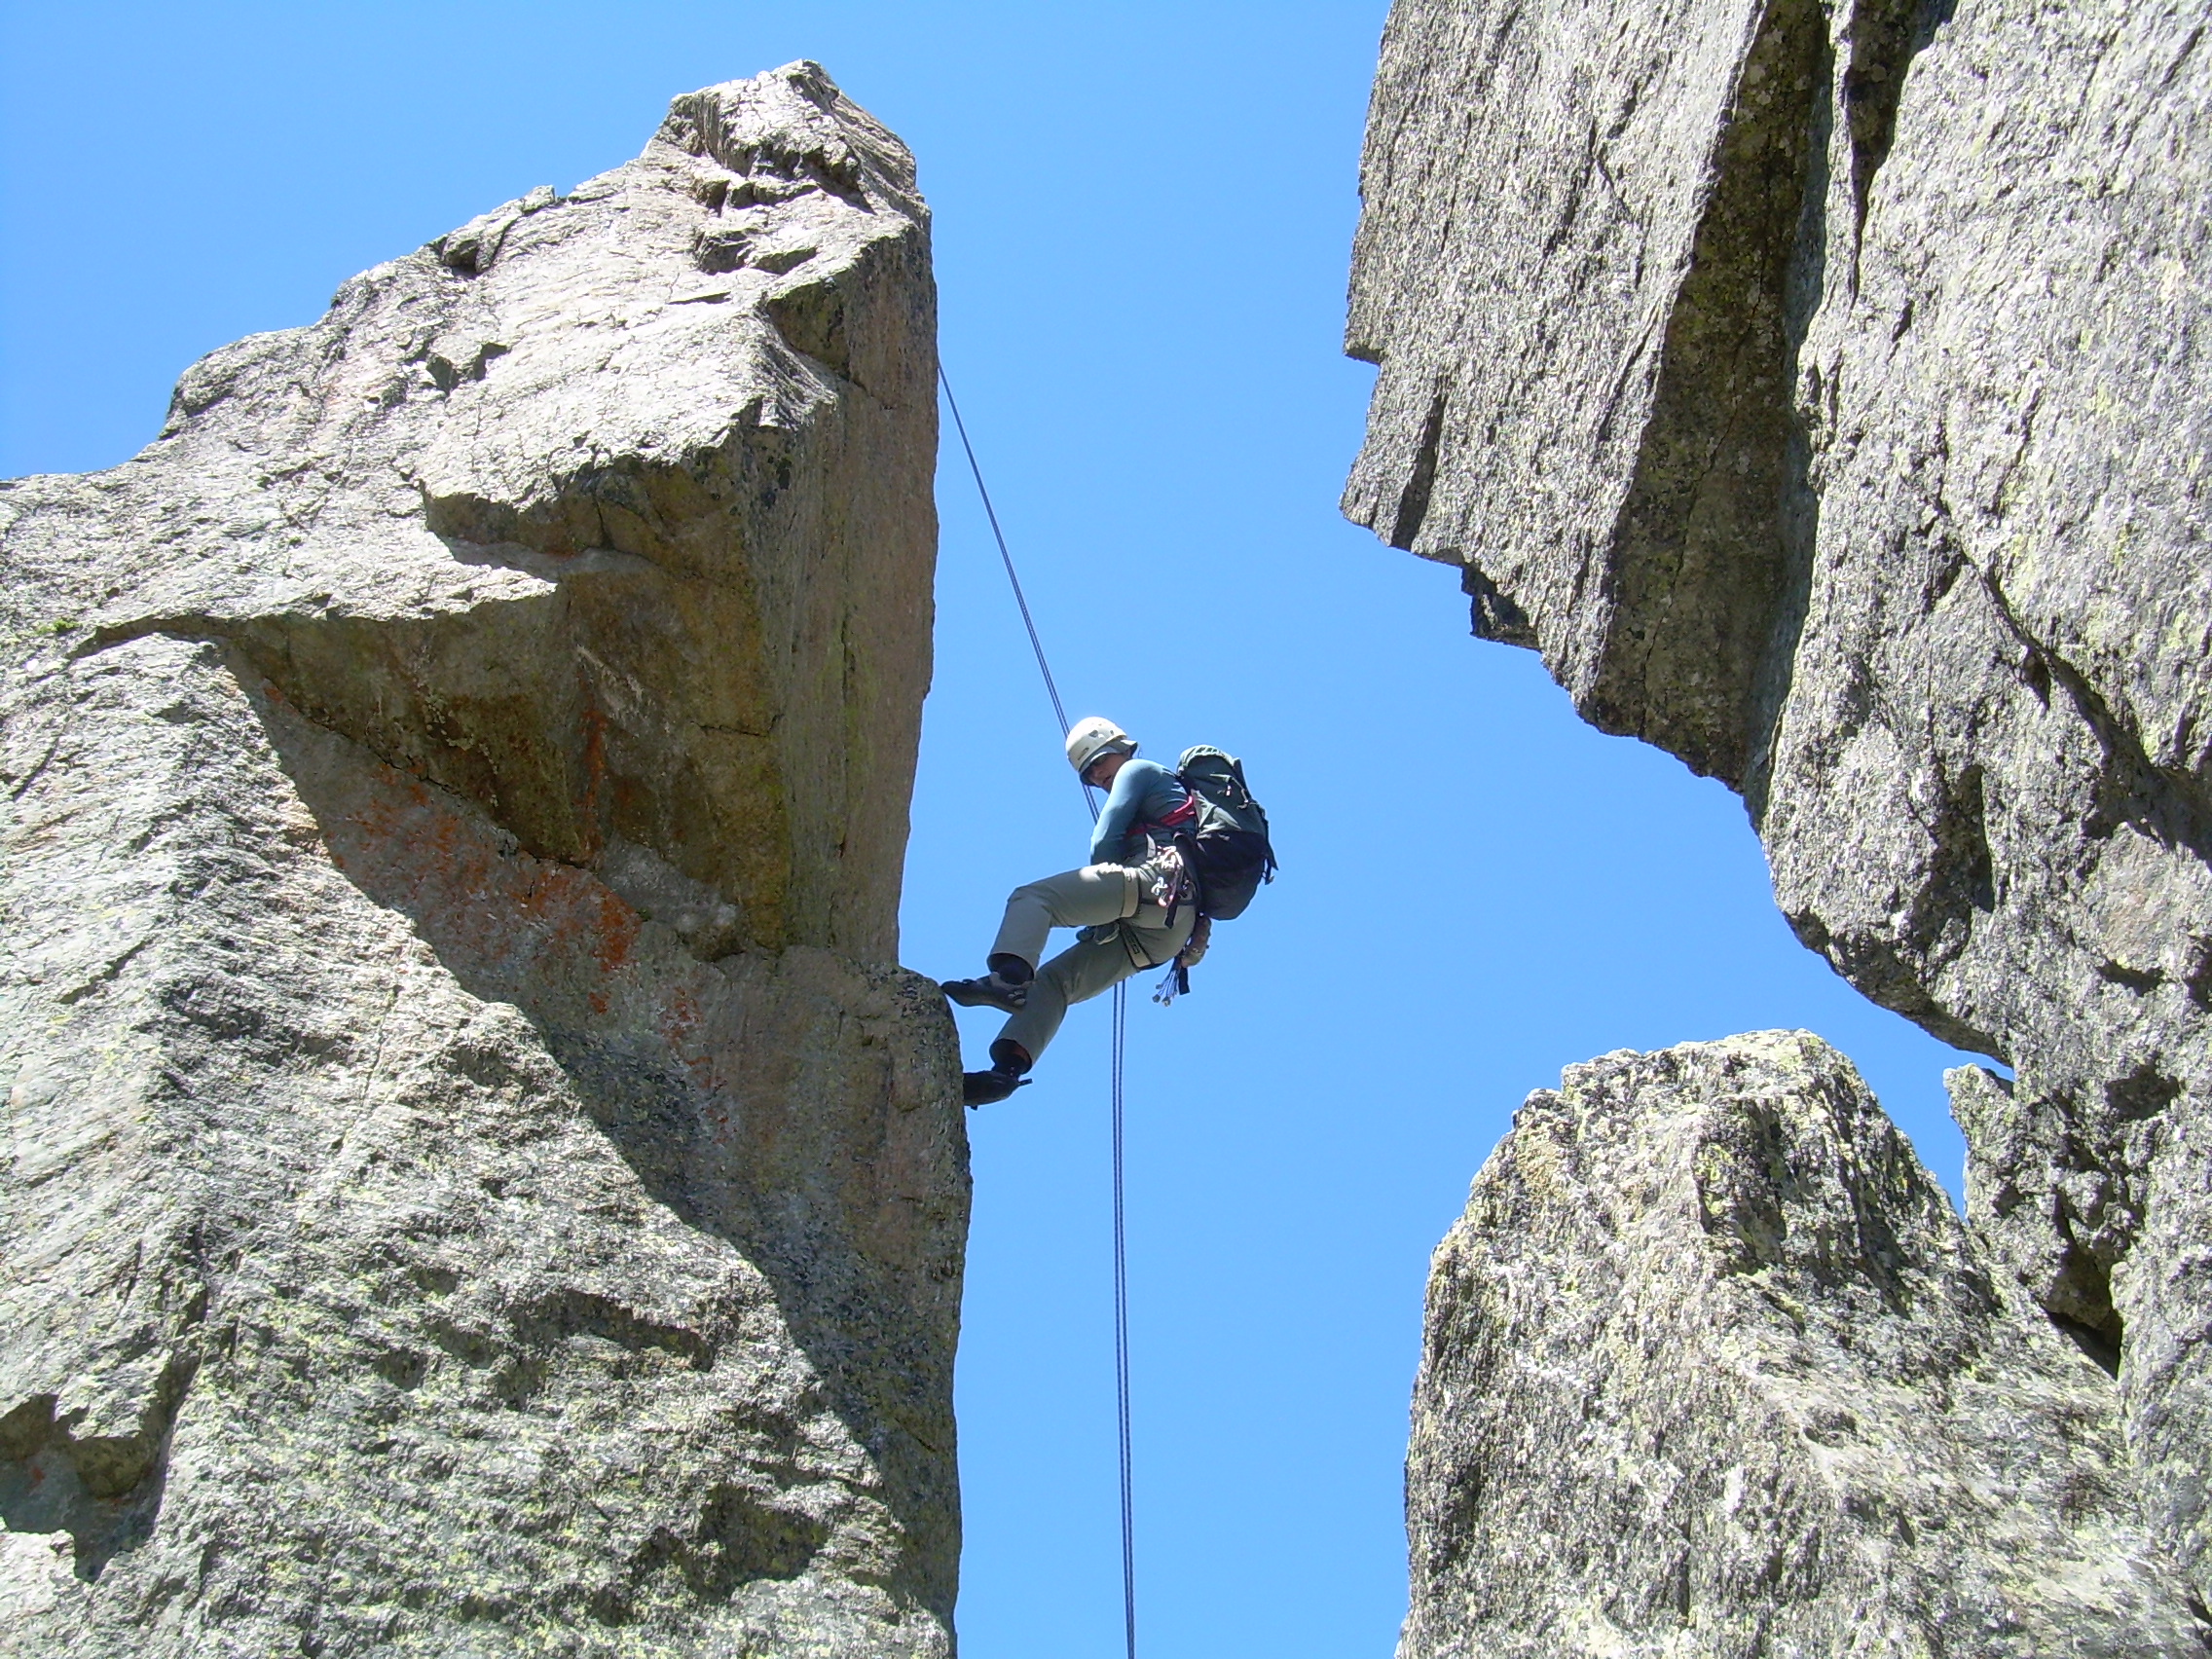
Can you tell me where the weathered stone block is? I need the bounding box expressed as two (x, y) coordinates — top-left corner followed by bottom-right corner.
(1405, 1034), (2198, 1657)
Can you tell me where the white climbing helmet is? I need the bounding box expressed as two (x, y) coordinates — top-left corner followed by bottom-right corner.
(1065, 716), (1137, 777)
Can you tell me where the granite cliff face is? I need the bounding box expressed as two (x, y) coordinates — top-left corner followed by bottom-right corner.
(0, 62), (963, 1658)
(1346, 0), (2211, 1641)
(1407, 1034), (2196, 1658)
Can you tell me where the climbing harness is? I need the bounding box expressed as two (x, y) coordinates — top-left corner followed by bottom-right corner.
(940, 365), (1140, 1659)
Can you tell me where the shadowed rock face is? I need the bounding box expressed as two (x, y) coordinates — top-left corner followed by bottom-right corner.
(1346, 0), (2211, 1616)
(0, 62), (964, 1658)
(1407, 1034), (2200, 1658)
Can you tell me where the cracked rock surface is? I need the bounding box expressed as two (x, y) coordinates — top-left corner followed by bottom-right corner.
(1347, 0), (2211, 1626)
(1407, 1034), (2199, 1658)
(0, 62), (963, 1657)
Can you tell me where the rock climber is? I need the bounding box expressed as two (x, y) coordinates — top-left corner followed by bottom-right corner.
(940, 717), (1202, 1106)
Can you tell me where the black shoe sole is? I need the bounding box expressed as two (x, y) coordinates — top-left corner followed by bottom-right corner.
(963, 1070), (1030, 1107)
(941, 977), (1026, 1014)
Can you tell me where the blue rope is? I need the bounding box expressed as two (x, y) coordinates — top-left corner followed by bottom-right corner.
(1110, 980), (1134, 1658)
(940, 364), (1136, 1659)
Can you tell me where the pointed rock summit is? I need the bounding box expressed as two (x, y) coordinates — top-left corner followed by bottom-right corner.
(1407, 1035), (2195, 1657)
(1, 63), (964, 1657)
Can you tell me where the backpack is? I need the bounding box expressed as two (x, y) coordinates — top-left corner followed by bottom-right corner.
(1171, 747), (1277, 920)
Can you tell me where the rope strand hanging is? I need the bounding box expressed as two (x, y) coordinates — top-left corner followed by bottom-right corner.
(940, 368), (1075, 745)
(1109, 982), (1135, 1653)
(940, 363), (1140, 1659)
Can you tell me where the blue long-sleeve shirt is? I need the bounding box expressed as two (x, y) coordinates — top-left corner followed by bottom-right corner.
(1089, 757), (1191, 866)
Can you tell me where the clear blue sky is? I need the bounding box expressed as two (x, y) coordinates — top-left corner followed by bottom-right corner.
(2, 4), (1985, 1653)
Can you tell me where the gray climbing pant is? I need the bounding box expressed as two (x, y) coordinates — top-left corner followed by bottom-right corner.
(989, 862), (1197, 1064)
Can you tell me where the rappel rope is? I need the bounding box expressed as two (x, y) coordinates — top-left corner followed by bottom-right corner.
(940, 365), (1140, 1659)
(940, 368), (1074, 745)
(1109, 978), (1134, 1651)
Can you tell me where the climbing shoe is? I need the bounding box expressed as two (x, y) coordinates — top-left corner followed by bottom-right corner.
(961, 1039), (1034, 1109)
(941, 968), (1029, 1014)
(962, 1066), (1030, 1107)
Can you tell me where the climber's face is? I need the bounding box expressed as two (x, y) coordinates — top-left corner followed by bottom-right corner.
(1084, 750), (1130, 790)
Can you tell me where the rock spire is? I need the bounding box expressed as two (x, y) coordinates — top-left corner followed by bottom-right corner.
(0, 62), (963, 1657)
(1406, 1035), (2194, 1657)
